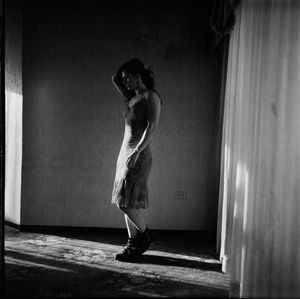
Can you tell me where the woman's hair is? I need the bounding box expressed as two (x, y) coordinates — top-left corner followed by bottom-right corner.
(118, 58), (155, 90)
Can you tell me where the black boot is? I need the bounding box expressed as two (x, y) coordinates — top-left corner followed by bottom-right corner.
(136, 227), (153, 255)
(115, 237), (140, 261)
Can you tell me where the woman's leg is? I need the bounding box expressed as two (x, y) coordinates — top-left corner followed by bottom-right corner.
(118, 206), (147, 234)
(125, 215), (139, 238)
(124, 208), (152, 253)
(116, 206), (152, 260)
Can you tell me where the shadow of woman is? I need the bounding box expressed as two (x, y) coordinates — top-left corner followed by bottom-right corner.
(123, 254), (222, 272)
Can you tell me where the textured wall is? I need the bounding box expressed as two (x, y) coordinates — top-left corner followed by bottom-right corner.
(5, 0), (22, 225)
(22, 0), (222, 230)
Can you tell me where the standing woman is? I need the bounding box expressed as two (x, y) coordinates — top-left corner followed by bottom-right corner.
(111, 58), (161, 261)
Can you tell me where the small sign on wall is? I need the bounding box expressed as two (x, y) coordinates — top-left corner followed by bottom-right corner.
(174, 190), (188, 200)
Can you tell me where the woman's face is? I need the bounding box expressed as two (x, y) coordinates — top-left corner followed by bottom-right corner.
(122, 71), (138, 90)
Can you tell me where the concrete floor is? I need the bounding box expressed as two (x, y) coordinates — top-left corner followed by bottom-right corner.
(4, 225), (229, 298)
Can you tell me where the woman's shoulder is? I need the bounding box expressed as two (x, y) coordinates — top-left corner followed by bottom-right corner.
(146, 89), (159, 97)
(145, 89), (162, 105)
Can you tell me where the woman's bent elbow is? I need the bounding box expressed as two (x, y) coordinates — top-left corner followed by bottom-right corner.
(148, 123), (158, 133)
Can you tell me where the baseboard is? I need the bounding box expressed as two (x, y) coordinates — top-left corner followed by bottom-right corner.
(4, 220), (21, 230)
(5, 222), (210, 237)
(14, 224), (127, 234)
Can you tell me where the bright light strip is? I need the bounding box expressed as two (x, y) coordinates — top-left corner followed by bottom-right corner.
(6, 256), (74, 272)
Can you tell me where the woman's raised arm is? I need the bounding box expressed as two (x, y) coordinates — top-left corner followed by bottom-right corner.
(112, 71), (135, 102)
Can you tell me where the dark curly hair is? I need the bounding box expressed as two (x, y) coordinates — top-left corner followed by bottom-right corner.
(118, 58), (155, 90)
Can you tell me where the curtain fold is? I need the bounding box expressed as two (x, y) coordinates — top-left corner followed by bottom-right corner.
(218, 0), (300, 297)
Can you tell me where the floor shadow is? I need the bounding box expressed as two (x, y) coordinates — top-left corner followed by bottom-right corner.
(6, 225), (220, 264)
(121, 254), (222, 272)
(5, 249), (228, 298)
(15, 229), (219, 259)
(5, 247), (221, 272)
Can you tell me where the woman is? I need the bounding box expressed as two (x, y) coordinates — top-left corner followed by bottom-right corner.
(111, 58), (161, 261)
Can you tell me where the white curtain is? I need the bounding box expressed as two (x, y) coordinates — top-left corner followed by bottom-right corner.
(218, 0), (300, 297)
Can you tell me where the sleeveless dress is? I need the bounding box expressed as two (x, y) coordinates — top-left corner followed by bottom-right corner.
(111, 92), (152, 209)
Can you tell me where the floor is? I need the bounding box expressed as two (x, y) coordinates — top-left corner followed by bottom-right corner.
(4, 225), (229, 298)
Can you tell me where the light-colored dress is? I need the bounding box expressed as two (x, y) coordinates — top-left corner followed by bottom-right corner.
(112, 92), (152, 209)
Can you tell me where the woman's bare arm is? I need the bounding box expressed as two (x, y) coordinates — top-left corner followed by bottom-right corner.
(112, 72), (135, 102)
(126, 91), (161, 168)
(135, 91), (161, 148)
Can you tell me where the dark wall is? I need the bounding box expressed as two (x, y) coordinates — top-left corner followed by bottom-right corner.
(5, 0), (22, 94)
(22, 0), (222, 230)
